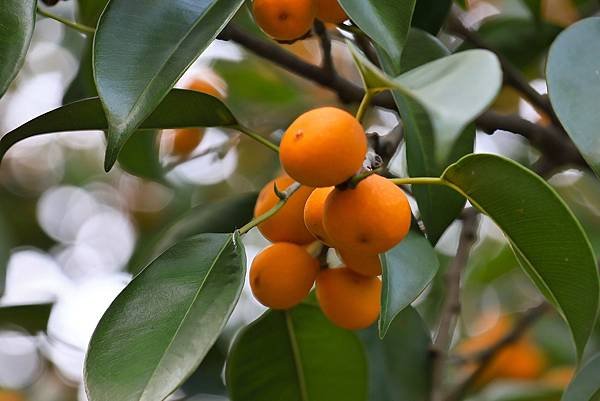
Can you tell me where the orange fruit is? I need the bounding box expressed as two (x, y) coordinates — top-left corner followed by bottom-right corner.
(458, 314), (546, 386)
(324, 174), (411, 253)
(542, 0), (579, 27)
(252, 0), (316, 41)
(303, 186), (334, 244)
(254, 175), (315, 244)
(250, 242), (319, 309)
(315, 0), (348, 24)
(337, 248), (382, 276)
(0, 391), (26, 401)
(280, 107), (367, 187)
(316, 267), (381, 329)
(169, 78), (225, 156)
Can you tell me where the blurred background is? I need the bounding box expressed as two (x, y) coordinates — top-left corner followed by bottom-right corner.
(1, 0), (599, 401)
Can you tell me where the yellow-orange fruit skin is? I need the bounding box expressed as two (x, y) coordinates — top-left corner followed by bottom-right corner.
(250, 243), (319, 309)
(280, 107), (367, 187)
(254, 175), (315, 244)
(316, 267), (381, 330)
(324, 174), (411, 253)
(253, 0), (316, 41)
(304, 187), (334, 244)
(337, 248), (382, 276)
(187, 78), (223, 99)
(315, 0), (348, 23)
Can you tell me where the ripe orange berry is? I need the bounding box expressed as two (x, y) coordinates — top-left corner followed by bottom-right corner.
(304, 186), (334, 244)
(254, 175), (315, 244)
(169, 78), (225, 156)
(280, 107), (367, 187)
(315, 0), (348, 24)
(252, 0), (316, 41)
(337, 248), (382, 276)
(250, 242), (319, 309)
(324, 174), (411, 253)
(316, 267), (381, 330)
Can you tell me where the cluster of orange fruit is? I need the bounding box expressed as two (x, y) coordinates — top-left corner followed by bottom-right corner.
(250, 107), (412, 330)
(252, 0), (348, 41)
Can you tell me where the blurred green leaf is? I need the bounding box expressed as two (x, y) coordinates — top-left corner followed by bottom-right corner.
(379, 230), (439, 337)
(400, 28), (449, 74)
(360, 307), (431, 401)
(0, 213), (12, 297)
(522, 0), (542, 18)
(131, 192), (257, 272)
(63, 39), (96, 104)
(561, 354), (600, 401)
(339, 0), (415, 71)
(412, 0), (452, 34)
(0, 0), (36, 97)
(117, 130), (164, 183)
(465, 17), (561, 70)
(471, 383), (562, 401)
(442, 153), (599, 359)
(547, 17), (600, 179)
(85, 233), (246, 401)
(94, 0), (245, 171)
(0, 89), (237, 164)
(0, 303), (52, 333)
(226, 304), (368, 401)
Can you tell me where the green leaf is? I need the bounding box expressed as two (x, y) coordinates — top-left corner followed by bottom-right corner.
(441, 153), (599, 358)
(561, 354), (600, 401)
(76, 0), (110, 26)
(130, 192), (257, 273)
(339, 0), (416, 70)
(522, 0), (542, 19)
(84, 233), (246, 401)
(379, 230), (439, 337)
(463, 17), (560, 70)
(547, 17), (600, 179)
(117, 130), (164, 182)
(226, 305), (368, 401)
(360, 307), (431, 401)
(93, 0), (245, 171)
(0, 0), (36, 97)
(0, 212), (12, 297)
(412, 0), (452, 34)
(400, 28), (449, 74)
(0, 89), (237, 164)
(0, 303), (53, 333)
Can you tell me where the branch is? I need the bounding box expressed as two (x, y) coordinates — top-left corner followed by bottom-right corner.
(220, 25), (586, 172)
(444, 303), (549, 401)
(313, 20), (334, 78)
(430, 209), (479, 401)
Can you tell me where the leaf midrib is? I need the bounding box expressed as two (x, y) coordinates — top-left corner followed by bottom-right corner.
(284, 310), (309, 401)
(136, 235), (234, 401)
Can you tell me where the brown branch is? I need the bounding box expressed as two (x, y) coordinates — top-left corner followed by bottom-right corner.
(444, 303), (549, 401)
(219, 24), (587, 172)
(430, 209), (479, 401)
(313, 20), (335, 78)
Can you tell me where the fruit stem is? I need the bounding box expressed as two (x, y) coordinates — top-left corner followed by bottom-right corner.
(234, 124), (280, 153)
(238, 182), (301, 235)
(355, 90), (375, 122)
(389, 177), (445, 186)
(36, 6), (96, 34)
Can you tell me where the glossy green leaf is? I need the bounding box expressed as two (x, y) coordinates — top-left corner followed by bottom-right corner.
(0, 89), (237, 164)
(117, 130), (164, 182)
(85, 233), (246, 401)
(547, 17), (600, 178)
(0, 0), (36, 97)
(130, 192), (257, 273)
(412, 0), (452, 34)
(226, 305), (368, 401)
(379, 230), (439, 337)
(400, 28), (449, 74)
(339, 0), (415, 70)
(561, 354), (600, 401)
(76, 0), (110, 26)
(360, 307), (431, 401)
(351, 43), (488, 243)
(0, 303), (53, 333)
(441, 153), (599, 358)
(94, 0), (245, 171)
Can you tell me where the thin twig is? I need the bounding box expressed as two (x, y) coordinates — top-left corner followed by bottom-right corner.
(313, 20), (335, 78)
(163, 133), (241, 171)
(430, 209), (479, 401)
(444, 303), (549, 401)
(36, 6), (96, 34)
